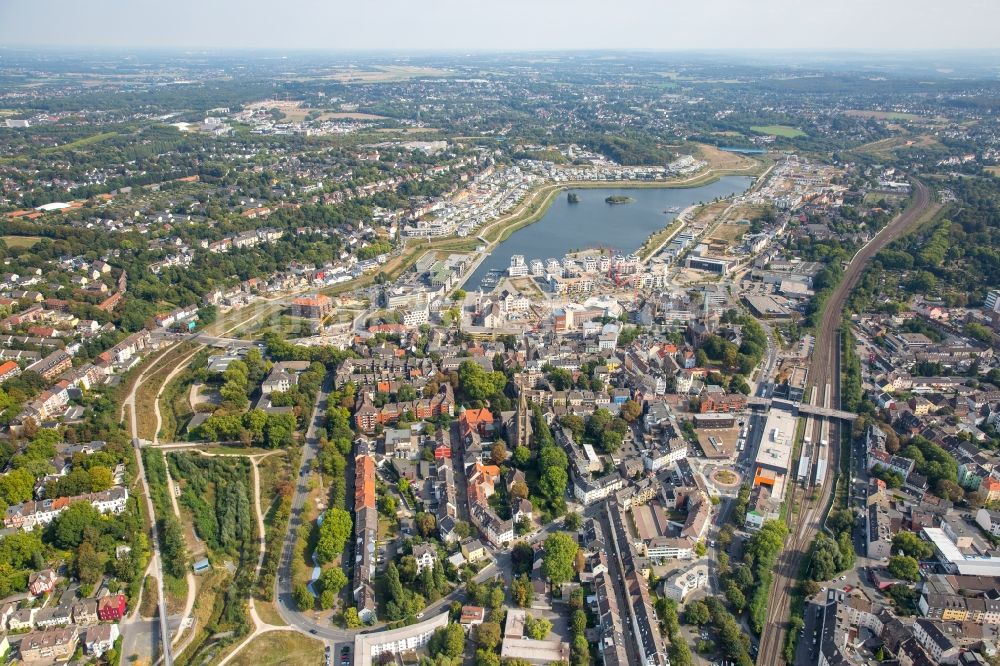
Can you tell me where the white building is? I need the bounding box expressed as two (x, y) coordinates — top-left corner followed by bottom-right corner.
(508, 255), (528, 277)
(352, 612), (449, 665)
(413, 544), (436, 574)
(661, 563), (709, 602)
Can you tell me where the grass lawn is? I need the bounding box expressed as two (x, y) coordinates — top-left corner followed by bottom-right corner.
(987, 166), (1000, 177)
(258, 451), (292, 503)
(638, 218), (684, 262)
(254, 600), (288, 627)
(139, 575), (159, 618)
(706, 222), (749, 244)
(40, 131), (118, 154)
(853, 133), (942, 159)
(135, 343), (197, 441)
(715, 469), (737, 484)
(230, 631), (324, 666)
(159, 362), (200, 442)
(164, 572), (188, 615)
(750, 125), (806, 138)
(1, 235), (41, 248)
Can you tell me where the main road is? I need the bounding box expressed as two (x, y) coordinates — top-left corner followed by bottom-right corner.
(756, 180), (934, 665)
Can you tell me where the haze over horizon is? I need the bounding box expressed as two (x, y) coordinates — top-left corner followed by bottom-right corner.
(1, 0), (998, 52)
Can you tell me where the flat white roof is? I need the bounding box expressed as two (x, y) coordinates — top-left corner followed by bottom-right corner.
(924, 527), (965, 563)
(755, 408), (796, 473)
(922, 527), (1000, 576)
(500, 638), (571, 663)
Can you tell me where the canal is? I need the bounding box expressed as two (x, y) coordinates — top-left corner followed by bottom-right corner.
(466, 176), (753, 290)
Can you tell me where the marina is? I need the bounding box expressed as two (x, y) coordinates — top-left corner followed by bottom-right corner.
(466, 177), (753, 290)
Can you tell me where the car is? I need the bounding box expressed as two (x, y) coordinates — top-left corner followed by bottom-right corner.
(341, 647), (350, 656)
(416, 612), (425, 619)
(840, 575), (847, 581)
(309, 629), (318, 635)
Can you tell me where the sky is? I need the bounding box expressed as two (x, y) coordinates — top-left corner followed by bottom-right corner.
(1, 0), (998, 52)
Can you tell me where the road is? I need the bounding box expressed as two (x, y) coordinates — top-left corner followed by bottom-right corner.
(756, 180), (933, 664)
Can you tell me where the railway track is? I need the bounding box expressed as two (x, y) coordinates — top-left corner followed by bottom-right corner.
(756, 181), (933, 664)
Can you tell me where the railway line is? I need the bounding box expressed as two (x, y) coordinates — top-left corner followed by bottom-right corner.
(756, 180), (933, 664)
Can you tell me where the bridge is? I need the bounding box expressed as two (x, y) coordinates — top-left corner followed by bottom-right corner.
(193, 334), (257, 349)
(747, 396), (858, 421)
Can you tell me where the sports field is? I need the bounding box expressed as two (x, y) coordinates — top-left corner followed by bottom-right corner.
(750, 125), (806, 138)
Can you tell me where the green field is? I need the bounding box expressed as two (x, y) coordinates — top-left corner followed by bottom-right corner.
(750, 125), (806, 138)
(1, 235), (42, 248)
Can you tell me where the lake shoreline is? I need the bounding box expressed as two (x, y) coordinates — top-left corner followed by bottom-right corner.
(466, 175), (753, 290)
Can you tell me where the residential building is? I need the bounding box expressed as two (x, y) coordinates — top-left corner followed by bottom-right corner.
(85, 624), (120, 657)
(413, 543), (436, 574)
(19, 627), (79, 663)
(28, 569), (58, 596)
(97, 594), (127, 621)
(290, 294), (333, 320)
(352, 612), (449, 665)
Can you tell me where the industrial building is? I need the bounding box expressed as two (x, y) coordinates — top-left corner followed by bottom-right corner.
(752, 406), (797, 499)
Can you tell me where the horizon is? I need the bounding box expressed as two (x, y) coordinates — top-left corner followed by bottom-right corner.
(2, 0), (999, 52)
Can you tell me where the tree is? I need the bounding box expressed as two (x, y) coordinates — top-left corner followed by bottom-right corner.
(559, 414), (586, 441)
(542, 532), (579, 587)
(88, 466), (114, 492)
(525, 615), (552, 640)
(563, 511), (582, 531)
(490, 441), (507, 465)
(429, 623), (466, 658)
(416, 512), (437, 537)
(476, 621), (501, 650)
(731, 564), (753, 591)
(316, 508), (353, 563)
(293, 583), (314, 611)
(620, 400), (642, 422)
(572, 634), (591, 666)
(343, 607), (362, 628)
(724, 580), (746, 611)
(684, 599), (711, 625)
(892, 532), (934, 560)
(511, 445), (531, 468)
(808, 532), (845, 582)
(571, 609), (587, 635)
(458, 360), (506, 402)
(888, 555), (920, 582)
(53, 501), (102, 549)
(379, 493), (398, 517)
(475, 650), (500, 666)
(489, 585), (504, 612)
(511, 574), (534, 607)
(0, 468), (34, 506)
(75, 541), (105, 588)
(320, 567), (348, 595)
(510, 481), (529, 501)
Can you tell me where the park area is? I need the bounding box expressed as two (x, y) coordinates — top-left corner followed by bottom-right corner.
(230, 631), (324, 666)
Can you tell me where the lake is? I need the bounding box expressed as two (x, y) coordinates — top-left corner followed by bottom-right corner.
(466, 176), (754, 290)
